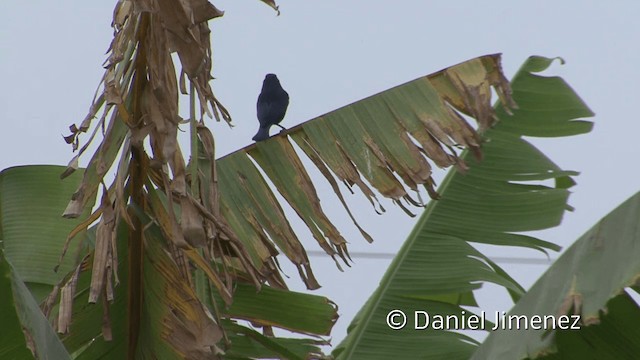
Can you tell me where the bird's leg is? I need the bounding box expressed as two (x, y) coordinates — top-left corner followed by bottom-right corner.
(275, 124), (287, 130)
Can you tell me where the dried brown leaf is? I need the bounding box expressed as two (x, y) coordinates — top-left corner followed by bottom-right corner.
(291, 129), (385, 214)
(180, 196), (207, 248)
(89, 218), (114, 303)
(169, 145), (187, 195)
(293, 134), (374, 243)
(150, 192), (190, 249)
(105, 68), (123, 105)
(57, 264), (82, 334)
(192, 0), (224, 23)
(102, 291), (113, 341)
(259, 0), (280, 15)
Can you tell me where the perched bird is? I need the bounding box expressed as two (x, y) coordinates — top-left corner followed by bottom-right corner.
(252, 73), (289, 141)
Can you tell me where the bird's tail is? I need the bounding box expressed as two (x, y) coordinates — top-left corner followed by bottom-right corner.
(252, 127), (271, 142)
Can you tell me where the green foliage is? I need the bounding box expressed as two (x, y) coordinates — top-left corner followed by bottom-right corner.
(333, 56), (595, 359)
(474, 192), (640, 359)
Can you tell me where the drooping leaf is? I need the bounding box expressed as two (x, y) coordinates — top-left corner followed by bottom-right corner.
(258, 0), (280, 15)
(217, 54), (516, 287)
(57, 226), (126, 359)
(0, 251), (71, 360)
(221, 320), (327, 360)
(473, 192), (640, 360)
(219, 282), (338, 336)
(542, 290), (640, 360)
(331, 56), (594, 359)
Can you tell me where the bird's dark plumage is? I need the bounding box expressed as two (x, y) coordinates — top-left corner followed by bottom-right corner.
(253, 74), (289, 141)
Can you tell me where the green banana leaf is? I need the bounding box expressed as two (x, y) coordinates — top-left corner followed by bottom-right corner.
(473, 192), (640, 360)
(0, 166), (90, 302)
(0, 251), (71, 360)
(332, 56), (594, 359)
(217, 54), (516, 288)
(0, 165), (87, 359)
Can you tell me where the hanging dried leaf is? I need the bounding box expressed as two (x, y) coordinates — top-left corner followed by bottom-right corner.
(57, 0), (240, 355)
(259, 0), (281, 15)
(57, 264), (82, 334)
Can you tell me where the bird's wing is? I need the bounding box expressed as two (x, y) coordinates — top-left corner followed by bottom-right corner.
(269, 91), (289, 124)
(257, 98), (273, 127)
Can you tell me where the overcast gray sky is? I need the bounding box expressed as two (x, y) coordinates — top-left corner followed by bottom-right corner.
(2, 0), (639, 347)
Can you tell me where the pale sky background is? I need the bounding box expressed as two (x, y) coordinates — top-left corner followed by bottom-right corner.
(1, 0), (639, 349)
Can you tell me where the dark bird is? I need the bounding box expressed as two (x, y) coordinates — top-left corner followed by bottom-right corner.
(253, 73), (289, 141)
